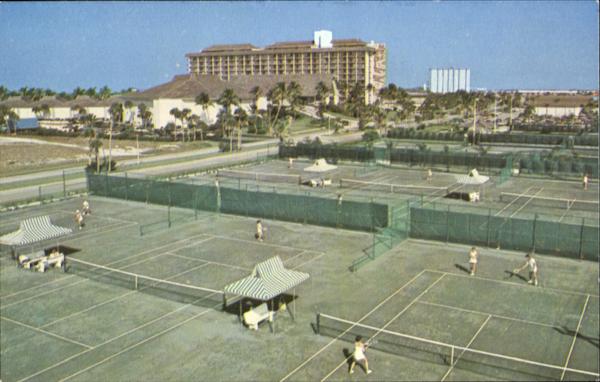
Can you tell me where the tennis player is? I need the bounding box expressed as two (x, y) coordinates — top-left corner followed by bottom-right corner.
(583, 174), (588, 190)
(74, 210), (84, 230)
(426, 168), (433, 182)
(82, 200), (91, 215)
(513, 252), (538, 286)
(349, 336), (372, 375)
(255, 220), (264, 242)
(468, 247), (479, 276)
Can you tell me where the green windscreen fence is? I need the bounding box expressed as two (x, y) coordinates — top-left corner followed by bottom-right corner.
(410, 205), (598, 261)
(87, 172), (388, 232)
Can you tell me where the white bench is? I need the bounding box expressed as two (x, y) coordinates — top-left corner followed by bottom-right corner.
(243, 303), (273, 331)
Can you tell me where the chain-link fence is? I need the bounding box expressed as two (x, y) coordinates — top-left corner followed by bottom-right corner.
(87, 172), (389, 233)
(409, 202), (598, 261)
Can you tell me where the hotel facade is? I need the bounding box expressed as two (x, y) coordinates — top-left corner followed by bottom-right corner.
(185, 31), (387, 104)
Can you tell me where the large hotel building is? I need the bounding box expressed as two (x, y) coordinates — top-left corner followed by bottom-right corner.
(185, 30), (386, 104)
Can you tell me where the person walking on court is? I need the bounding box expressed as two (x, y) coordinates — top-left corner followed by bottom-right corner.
(513, 252), (538, 286)
(583, 174), (588, 190)
(468, 247), (479, 276)
(349, 336), (372, 375)
(426, 168), (433, 182)
(255, 220), (264, 242)
(288, 157), (294, 169)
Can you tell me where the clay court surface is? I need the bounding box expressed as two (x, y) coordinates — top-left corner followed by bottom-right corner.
(1, 188), (598, 381)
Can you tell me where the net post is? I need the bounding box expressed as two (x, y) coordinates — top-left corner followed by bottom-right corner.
(134, 275), (138, 290)
(38, 185), (42, 203)
(450, 345), (454, 366)
(316, 313), (321, 335)
(125, 172), (129, 201)
(486, 208), (491, 247)
(139, 225), (143, 236)
(168, 206), (171, 228)
(62, 170), (66, 197)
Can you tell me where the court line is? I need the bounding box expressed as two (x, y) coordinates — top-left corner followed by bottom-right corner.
(58, 303), (218, 382)
(441, 314), (492, 381)
(279, 269), (428, 382)
(495, 186), (536, 216)
(165, 252), (252, 272)
(509, 188), (545, 218)
(1, 234), (210, 301)
(560, 295), (590, 381)
(424, 269), (599, 299)
(56, 209), (139, 225)
(1, 315), (93, 349)
(291, 252), (328, 271)
(320, 273), (446, 381)
(208, 233), (325, 255)
(19, 297), (221, 382)
(416, 300), (561, 330)
(38, 261), (211, 329)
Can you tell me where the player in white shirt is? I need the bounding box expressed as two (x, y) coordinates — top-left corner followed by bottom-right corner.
(468, 247), (479, 276)
(349, 336), (372, 375)
(513, 252), (538, 286)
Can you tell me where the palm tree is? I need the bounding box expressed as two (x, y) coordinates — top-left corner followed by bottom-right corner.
(180, 108), (192, 142)
(267, 82), (287, 136)
(195, 92), (214, 124)
(89, 132), (103, 172)
(98, 86), (112, 100)
(137, 103), (153, 132)
(188, 114), (202, 141)
(108, 102), (124, 172)
(169, 108), (182, 141)
(287, 81), (303, 119)
(0, 106), (18, 134)
(233, 108), (248, 150)
(315, 81), (330, 108)
(124, 100), (134, 126)
(32, 104), (50, 119)
(217, 88), (240, 137)
(250, 86), (262, 117)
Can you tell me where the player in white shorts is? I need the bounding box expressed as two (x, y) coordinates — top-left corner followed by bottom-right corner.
(513, 252), (538, 286)
(468, 247), (479, 276)
(349, 336), (372, 375)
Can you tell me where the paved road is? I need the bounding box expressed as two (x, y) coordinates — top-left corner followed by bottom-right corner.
(0, 129), (355, 206)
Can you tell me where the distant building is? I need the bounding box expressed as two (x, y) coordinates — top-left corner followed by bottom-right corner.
(429, 68), (470, 93)
(529, 94), (593, 117)
(185, 31), (387, 104)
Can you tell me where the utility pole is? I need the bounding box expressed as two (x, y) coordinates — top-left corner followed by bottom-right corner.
(509, 94), (513, 130)
(494, 96), (497, 133)
(108, 118), (113, 173)
(472, 99), (477, 146)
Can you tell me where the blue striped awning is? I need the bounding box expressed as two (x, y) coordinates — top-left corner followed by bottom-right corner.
(224, 256), (309, 301)
(0, 216), (72, 246)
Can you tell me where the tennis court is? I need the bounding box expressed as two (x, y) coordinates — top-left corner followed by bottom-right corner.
(1, 168), (598, 381)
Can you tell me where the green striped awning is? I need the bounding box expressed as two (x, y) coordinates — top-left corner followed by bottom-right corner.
(0, 216), (72, 246)
(224, 256), (309, 301)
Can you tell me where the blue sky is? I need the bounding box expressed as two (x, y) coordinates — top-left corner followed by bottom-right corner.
(0, 1), (598, 92)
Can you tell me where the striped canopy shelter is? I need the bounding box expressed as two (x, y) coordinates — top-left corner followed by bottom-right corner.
(0, 216), (72, 247)
(224, 256), (309, 331)
(224, 256), (309, 300)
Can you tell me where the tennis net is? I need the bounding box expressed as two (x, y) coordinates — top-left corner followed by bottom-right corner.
(316, 313), (599, 381)
(64, 257), (224, 308)
(339, 178), (449, 196)
(500, 192), (599, 211)
(217, 169), (301, 185)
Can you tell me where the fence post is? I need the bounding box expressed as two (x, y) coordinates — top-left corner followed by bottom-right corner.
(531, 213), (538, 252)
(168, 206), (171, 228)
(38, 186), (42, 203)
(62, 170), (66, 197)
(446, 205), (450, 243)
(578, 218), (585, 260)
(125, 172), (129, 201)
